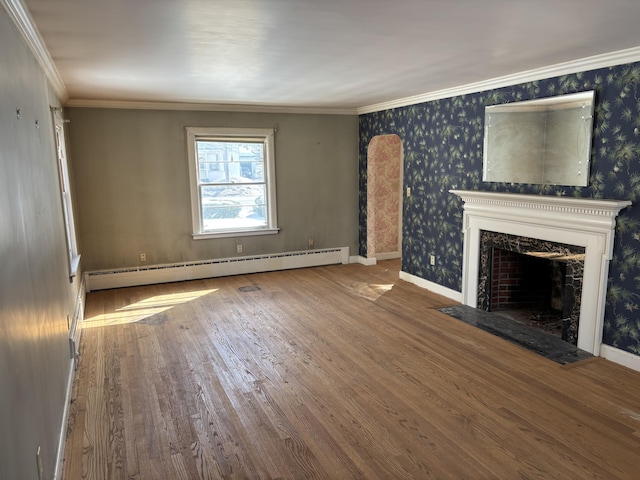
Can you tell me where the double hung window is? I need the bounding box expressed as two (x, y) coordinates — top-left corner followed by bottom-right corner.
(186, 127), (278, 238)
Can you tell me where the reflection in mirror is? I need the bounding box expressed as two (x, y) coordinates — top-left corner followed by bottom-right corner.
(483, 91), (595, 186)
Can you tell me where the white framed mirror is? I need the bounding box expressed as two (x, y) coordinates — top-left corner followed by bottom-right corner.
(483, 90), (595, 186)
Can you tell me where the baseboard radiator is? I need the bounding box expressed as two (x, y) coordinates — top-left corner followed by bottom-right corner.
(85, 247), (350, 291)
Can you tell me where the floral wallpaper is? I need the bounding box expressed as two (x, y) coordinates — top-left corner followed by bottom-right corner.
(367, 135), (402, 257)
(359, 62), (640, 356)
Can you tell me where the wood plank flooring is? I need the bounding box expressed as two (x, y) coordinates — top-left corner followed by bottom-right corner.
(62, 260), (640, 479)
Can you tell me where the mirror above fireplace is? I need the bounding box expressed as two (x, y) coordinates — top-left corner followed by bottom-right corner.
(483, 91), (595, 186)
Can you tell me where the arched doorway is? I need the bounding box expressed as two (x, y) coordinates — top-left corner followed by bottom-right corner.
(367, 134), (403, 260)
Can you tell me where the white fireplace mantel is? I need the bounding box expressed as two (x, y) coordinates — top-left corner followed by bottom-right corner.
(450, 190), (631, 355)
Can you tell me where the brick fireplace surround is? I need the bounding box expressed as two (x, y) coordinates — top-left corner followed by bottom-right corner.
(450, 190), (630, 356)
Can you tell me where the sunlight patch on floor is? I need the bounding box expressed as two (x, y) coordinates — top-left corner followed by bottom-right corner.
(84, 289), (217, 328)
(351, 282), (394, 301)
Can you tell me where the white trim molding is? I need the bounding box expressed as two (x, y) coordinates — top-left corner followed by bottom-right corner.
(358, 46), (640, 114)
(61, 45), (640, 117)
(356, 256), (377, 266)
(450, 190), (631, 356)
(64, 98), (358, 116)
(374, 252), (401, 261)
(399, 270), (463, 303)
(599, 344), (640, 373)
(1, 0), (68, 102)
(54, 280), (86, 480)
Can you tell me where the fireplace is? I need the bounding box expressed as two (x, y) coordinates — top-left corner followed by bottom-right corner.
(450, 190), (630, 355)
(477, 231), (585, 345)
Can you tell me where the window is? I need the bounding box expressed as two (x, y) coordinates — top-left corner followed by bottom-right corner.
(52, 108), (80, 279)
(186, 127), (278, 239)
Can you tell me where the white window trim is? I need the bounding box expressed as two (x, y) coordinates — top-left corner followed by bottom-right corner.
(186, 127), (279, 239)
(52, 108), (81, 279)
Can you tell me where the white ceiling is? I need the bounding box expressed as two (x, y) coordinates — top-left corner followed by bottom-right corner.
(18, 0), (640, 112)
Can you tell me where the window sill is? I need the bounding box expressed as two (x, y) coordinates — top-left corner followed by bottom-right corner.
(193, 228), (279, 240)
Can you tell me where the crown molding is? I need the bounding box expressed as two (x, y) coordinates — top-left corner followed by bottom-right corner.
(4, 0), (638, 117)
(64, 98), (358, 115)
(357, 46), (640, 115)
(1, 0), (68, 102)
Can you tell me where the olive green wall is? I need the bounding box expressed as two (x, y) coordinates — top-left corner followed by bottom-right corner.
(66, 108), (359, 271)
(0, 8), (83, 479)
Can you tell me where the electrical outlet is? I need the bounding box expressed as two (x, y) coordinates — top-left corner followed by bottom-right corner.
(308, 237), (314, 248)
(406, 187), (411, 197)
(430, 255), (436, 266)
(236, 244), (243, 253)
(139, 252), (147, 262)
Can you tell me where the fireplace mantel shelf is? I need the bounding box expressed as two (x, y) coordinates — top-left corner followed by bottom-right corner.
(450, 190), (630, 223)
(450, 190), (631, 356)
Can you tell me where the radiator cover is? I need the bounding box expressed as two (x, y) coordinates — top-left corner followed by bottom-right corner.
(85, 247), (350, 291)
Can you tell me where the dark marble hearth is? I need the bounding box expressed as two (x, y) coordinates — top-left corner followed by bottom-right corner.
(439, 305), (593, 364)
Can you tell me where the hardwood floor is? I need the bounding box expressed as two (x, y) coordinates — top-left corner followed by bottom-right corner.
(62, 260), (640, 479)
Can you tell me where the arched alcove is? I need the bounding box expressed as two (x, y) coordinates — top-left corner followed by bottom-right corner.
(366, 134), (403, 260)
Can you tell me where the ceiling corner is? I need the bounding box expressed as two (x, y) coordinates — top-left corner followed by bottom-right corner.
(1, 0), (68, 102)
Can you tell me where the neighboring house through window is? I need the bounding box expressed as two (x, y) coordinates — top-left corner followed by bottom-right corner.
(186, 127), (278, 239)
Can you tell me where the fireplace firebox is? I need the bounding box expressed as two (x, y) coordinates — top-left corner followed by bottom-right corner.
(477, 231), (585, 345)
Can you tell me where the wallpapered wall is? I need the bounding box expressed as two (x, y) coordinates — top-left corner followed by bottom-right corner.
(359, 61), (640, 356)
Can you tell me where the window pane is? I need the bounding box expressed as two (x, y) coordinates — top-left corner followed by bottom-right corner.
(201, 184), (267, 231)
(251, 205), (267, 222)
(240, 160), (264, 182)
(197, 140), (264, 184)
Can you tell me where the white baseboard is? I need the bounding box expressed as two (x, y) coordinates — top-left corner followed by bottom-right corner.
(54, 360), (75, 480)
(599, 344), (640, 373)
(354, 253), (401, 265)
(375, 252), (401, 261)
(356, 255), (377, 266)
(85, 247), (350, 291)
(54, 280), (85, 479)
(399, 271), (463, 303)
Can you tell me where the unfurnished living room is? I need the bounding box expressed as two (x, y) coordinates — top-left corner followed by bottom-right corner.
(3, 0), (640, 478)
